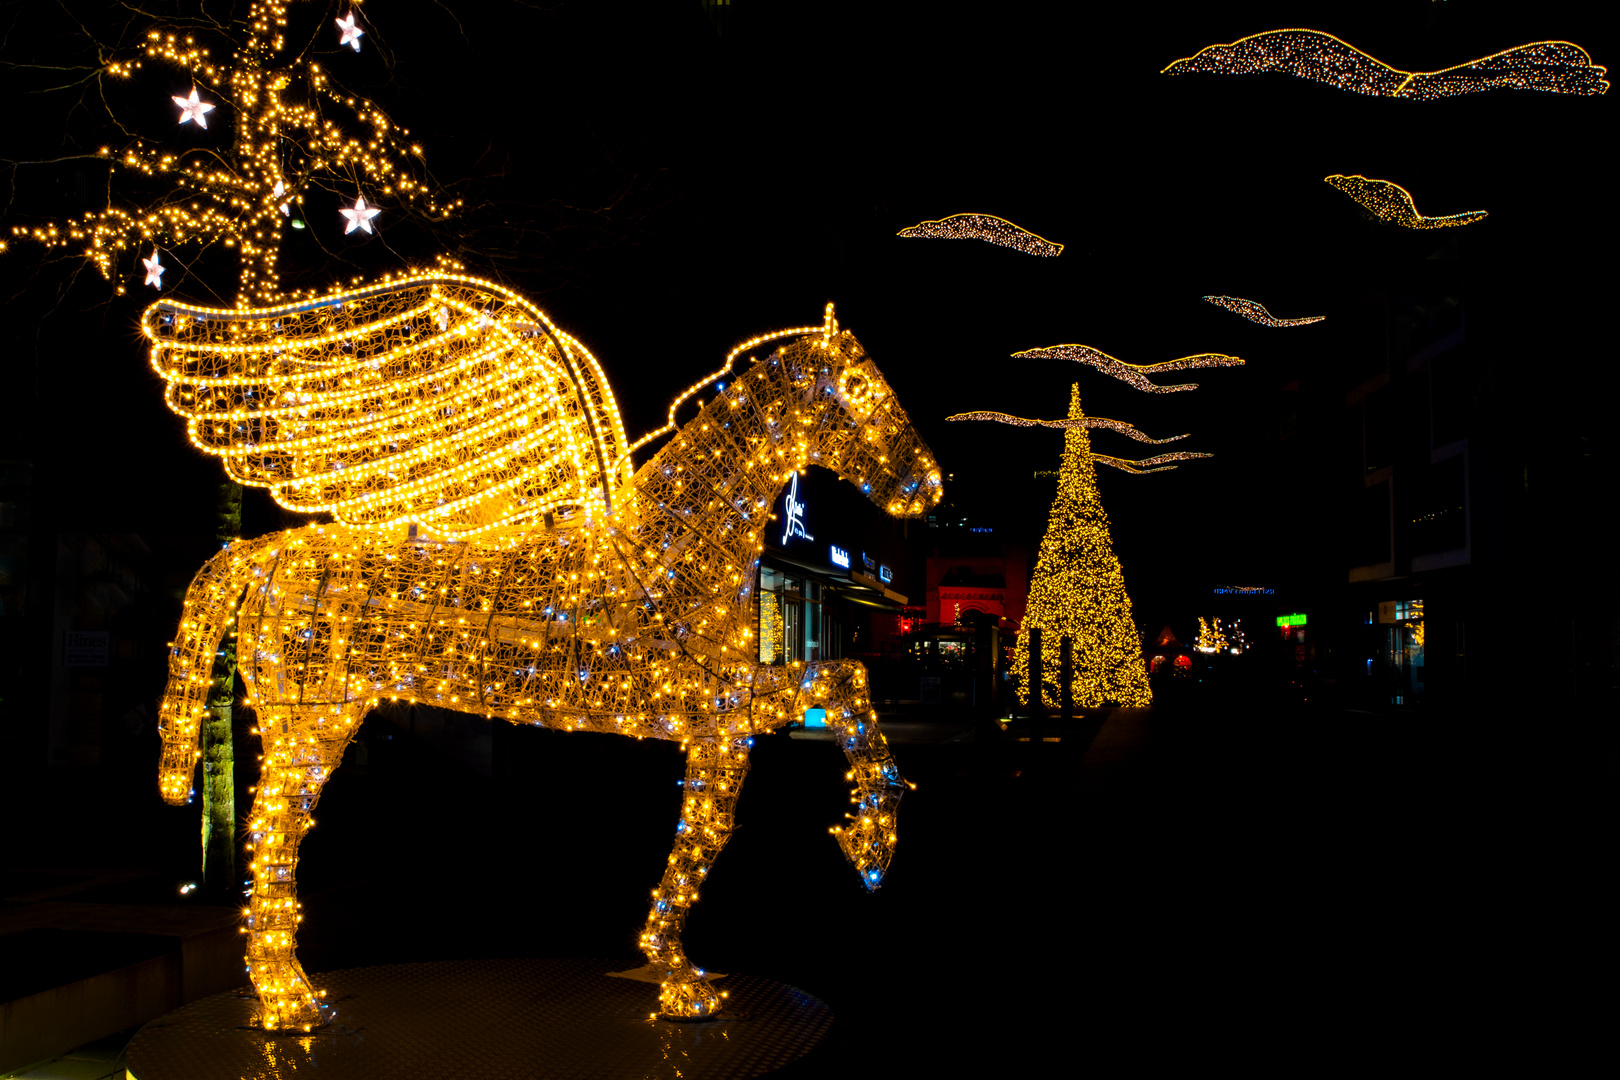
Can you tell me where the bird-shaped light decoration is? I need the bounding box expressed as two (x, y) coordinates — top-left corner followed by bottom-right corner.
(946, 409), (1188, 445)
(1162, 29), (1608, 98)
(1203, 296), (1324, 327)
(1010, 344), (1244, 393)
(1324, 175), (1487, 229)
(897, 213), (1063, 257)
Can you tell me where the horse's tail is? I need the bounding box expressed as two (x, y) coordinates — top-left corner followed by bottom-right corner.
(157, 534), (279, 805)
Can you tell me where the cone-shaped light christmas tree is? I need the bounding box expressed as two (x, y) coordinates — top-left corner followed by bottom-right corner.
(1015, 385), (1153, 708)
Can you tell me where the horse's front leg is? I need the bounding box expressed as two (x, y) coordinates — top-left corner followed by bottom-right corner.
(243, 702), (362, 1031)
(805, 660), (909, 889)
(639, 734), (752, 1018)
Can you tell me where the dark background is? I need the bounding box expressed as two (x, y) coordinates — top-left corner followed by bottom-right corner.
(4, 1), (1611, 589)
(1, 2), (1612, 1074)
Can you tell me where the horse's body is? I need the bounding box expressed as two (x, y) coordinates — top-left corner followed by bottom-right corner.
(157, 309), (942, 1029)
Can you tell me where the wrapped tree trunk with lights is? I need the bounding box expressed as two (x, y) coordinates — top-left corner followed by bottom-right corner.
(200, 481), (241, 897)
(1014, 386), (1153, 709)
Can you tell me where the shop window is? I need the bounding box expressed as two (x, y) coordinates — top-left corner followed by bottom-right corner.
(758, 565), (784, 665)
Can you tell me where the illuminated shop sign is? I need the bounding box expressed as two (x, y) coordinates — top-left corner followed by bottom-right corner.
(879, 565), (893, 583)
(780, 471), (812, 545)
(862, 552), (876, 570)
(1275, 613), (1307, 627)
(830, 545), (850, 569)
(1215, 585), (1275, 595)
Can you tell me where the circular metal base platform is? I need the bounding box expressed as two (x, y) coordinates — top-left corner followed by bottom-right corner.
(125, 958), (833, 1080)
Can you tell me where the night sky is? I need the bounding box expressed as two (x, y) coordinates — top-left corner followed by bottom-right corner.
(2, 1), (1611, 619)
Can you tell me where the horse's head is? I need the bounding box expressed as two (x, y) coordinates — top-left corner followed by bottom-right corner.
(746, 304), (943, 519)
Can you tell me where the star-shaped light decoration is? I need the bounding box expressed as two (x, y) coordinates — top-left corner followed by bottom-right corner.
(172, 88), (215, 129)
(335, 13), (365, 52)
(273, 180), (291, 216)
(340, 197), (381, 235)
(143, 251), (166, 289)
(434, 306), (451, 332)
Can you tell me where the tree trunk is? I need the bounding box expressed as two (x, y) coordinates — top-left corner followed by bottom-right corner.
(201, 482), (242, 896)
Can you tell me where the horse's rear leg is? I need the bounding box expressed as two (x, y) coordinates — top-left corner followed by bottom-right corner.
(244, 702), (362, 1031)
(639, 735), (752, 1018)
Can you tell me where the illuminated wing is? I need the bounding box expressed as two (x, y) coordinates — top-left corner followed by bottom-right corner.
(142, 272), (632, 537)
(1324, 175), (1487, 229)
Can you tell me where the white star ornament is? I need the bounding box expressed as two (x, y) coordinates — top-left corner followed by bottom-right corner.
(172, 88), (215, 129)
(273, 180), (291, 216)
(143, 251), (165, 289)
(335, 13), (365, 51)
(341, 197), (381, 235)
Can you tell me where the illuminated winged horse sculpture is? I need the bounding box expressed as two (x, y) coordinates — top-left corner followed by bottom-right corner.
(145, 275), (942, 1030)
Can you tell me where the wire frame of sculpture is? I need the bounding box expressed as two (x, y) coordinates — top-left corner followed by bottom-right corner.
(153, 292), (941, 1029)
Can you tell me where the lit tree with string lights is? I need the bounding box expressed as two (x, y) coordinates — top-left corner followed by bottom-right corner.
(6, 0), (462, 306)
(3, 0), (460, 898)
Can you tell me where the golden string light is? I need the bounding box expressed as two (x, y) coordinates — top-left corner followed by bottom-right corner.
(1162, 29), (1609, 98)
(1203, 296), (1325, 327)
(8, 0), (462, 305)
(946, 410), (1189, 445)
(155, 301), (940, 1030)
(1014, 386), (1153, 709)
(897, 213), (1064, 257)
(1325, 175), (1488, 229)
(1195, 616), (1228, 654)
(1011, 344), (1245, 392)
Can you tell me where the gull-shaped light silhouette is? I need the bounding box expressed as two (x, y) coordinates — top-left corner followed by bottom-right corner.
(946, 410), (1188, 444)
(1162, 29), (1608, 98)
(1011, 344), (1244, 393)
(946, 411), (1211, 472)
(1091, 451), (1214, 475)
(1203, 296), (1324, 327)
(1325, 175), (1487, 229)
(897, 213), (1063, 257)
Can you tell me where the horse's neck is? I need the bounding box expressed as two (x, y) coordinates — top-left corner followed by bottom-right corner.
(629, 367), (801, 570)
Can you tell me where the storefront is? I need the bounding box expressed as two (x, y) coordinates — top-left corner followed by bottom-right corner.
(757, 470), (915, 721)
